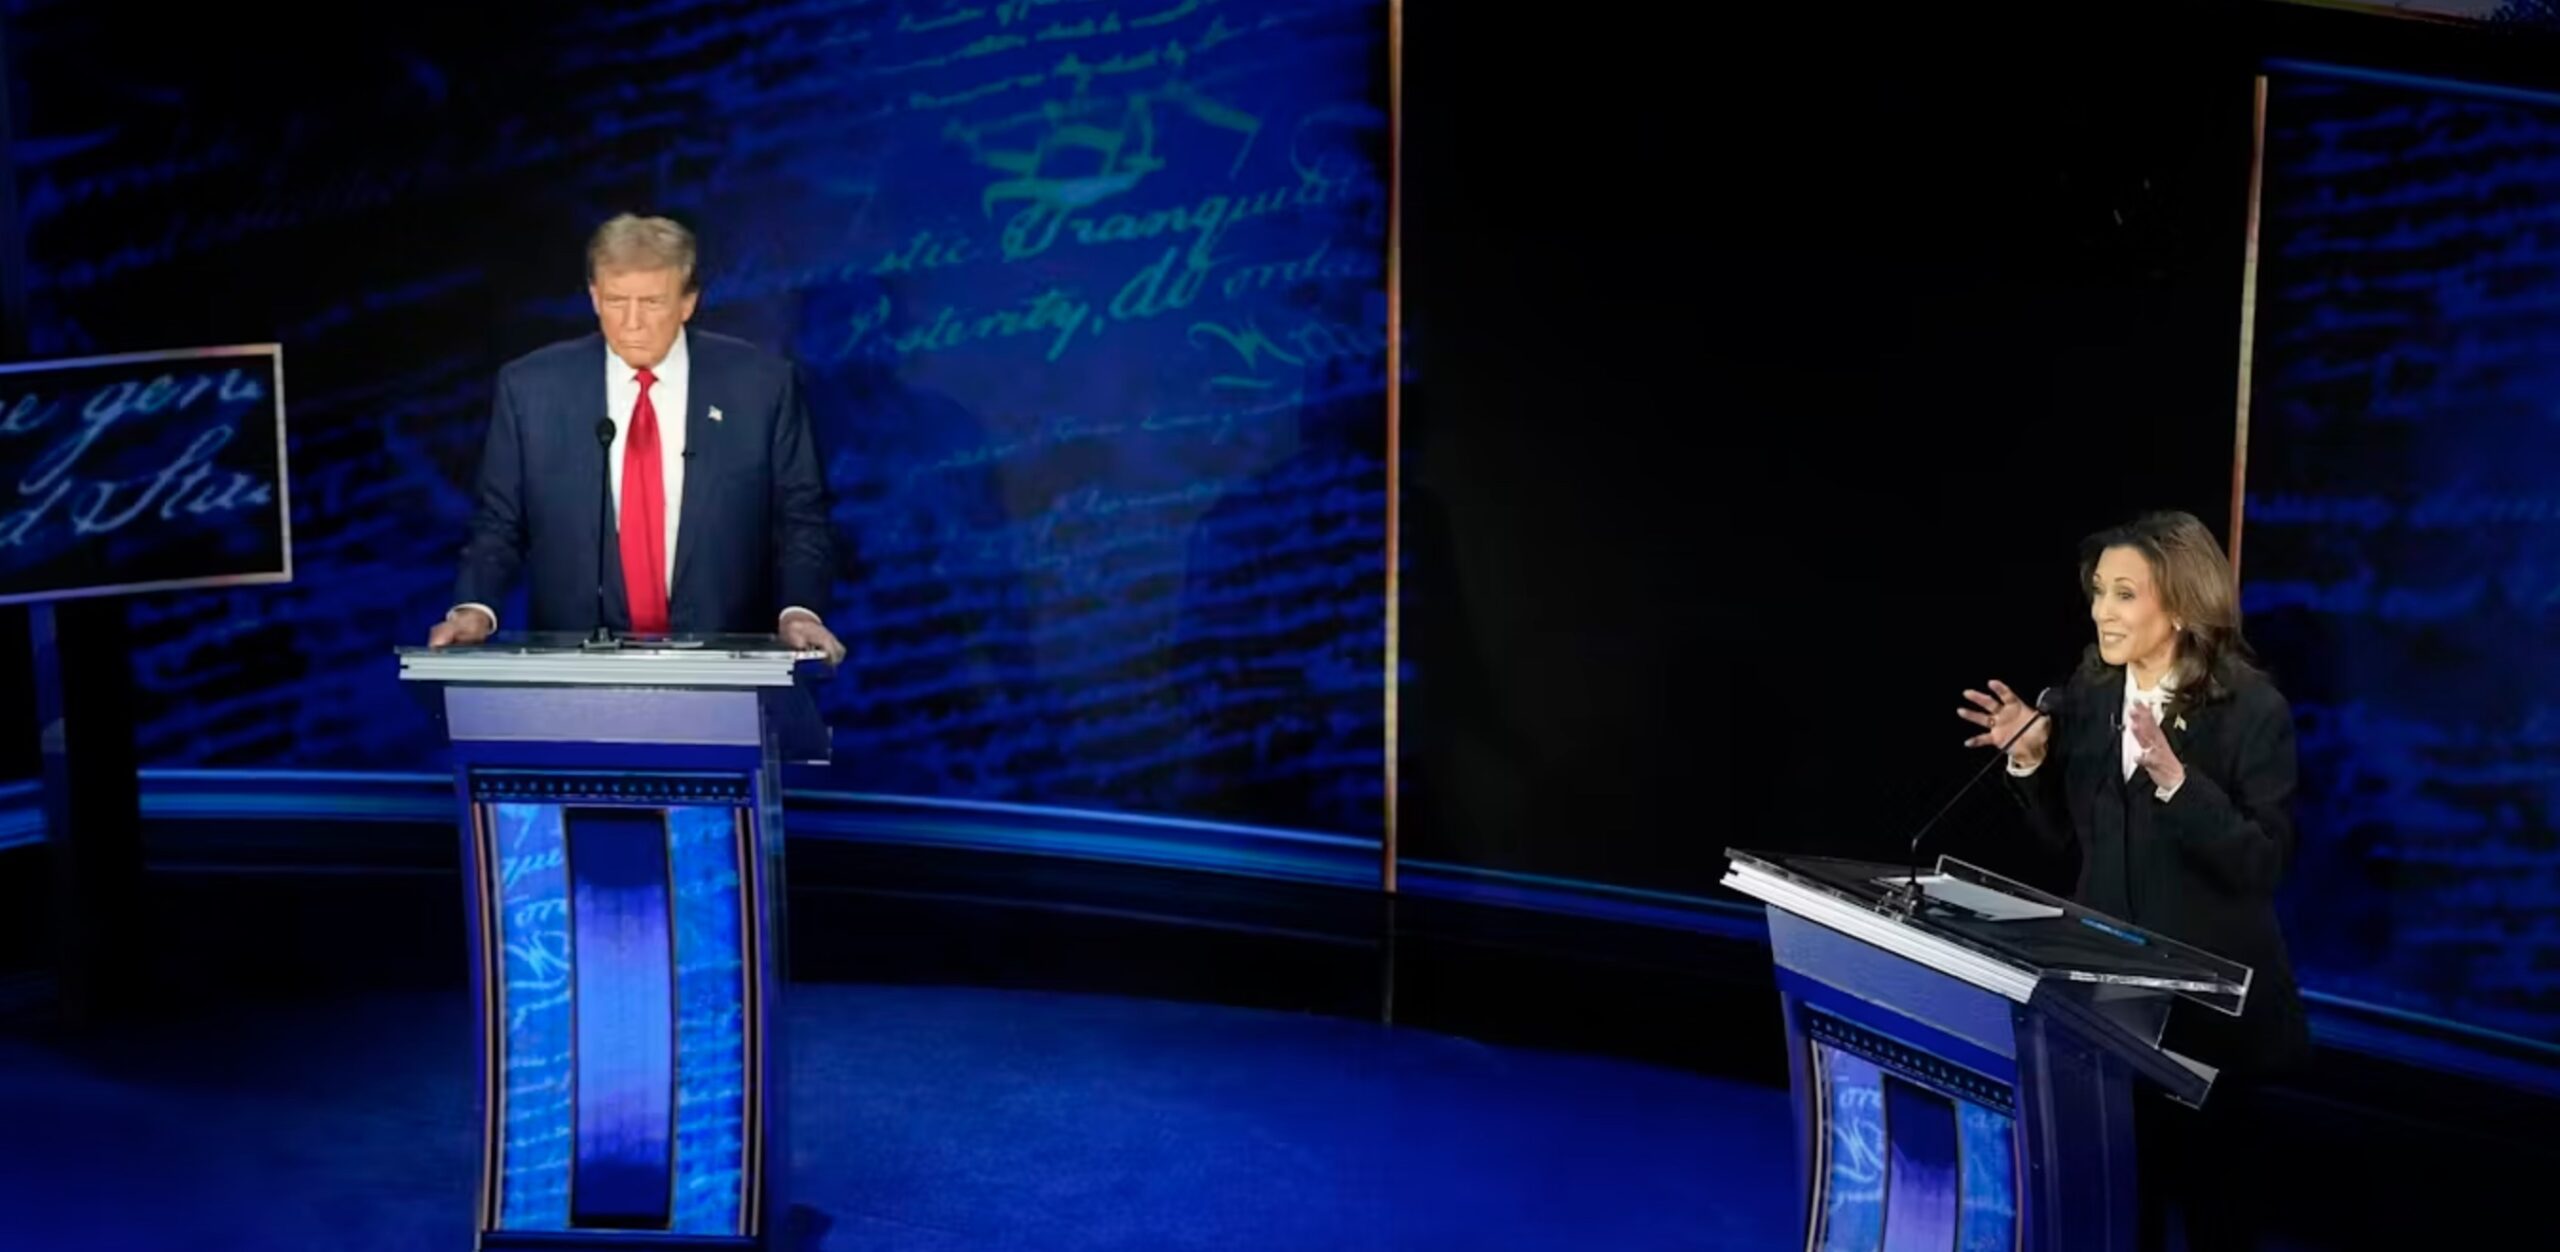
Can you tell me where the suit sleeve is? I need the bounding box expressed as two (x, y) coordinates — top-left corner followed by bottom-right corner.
(2152, 691), (2298, 897)
(769, 363), (835, 620)
(2003, 709), (2076, 861)
(453, 368), (528, 612)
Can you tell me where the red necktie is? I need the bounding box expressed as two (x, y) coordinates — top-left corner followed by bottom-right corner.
(618, 368), (670, 634)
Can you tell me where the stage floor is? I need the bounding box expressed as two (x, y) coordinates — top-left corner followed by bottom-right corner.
(0, 983), (1801, 1252)
(0, 841), (2543, 1249)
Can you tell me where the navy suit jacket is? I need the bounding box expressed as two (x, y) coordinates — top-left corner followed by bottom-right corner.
(453, 329), (833, 634)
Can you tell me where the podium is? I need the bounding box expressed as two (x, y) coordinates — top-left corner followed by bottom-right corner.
(1722, 850), (2250, 1252)
(398, 635), (832, 1250)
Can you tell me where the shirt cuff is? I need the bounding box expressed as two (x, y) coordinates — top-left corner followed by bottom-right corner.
(2154, 774), (2186, 803)
(452, 603), (497, 632)
(778, 606), (821, 629)
(2006, 755), (2043, 777)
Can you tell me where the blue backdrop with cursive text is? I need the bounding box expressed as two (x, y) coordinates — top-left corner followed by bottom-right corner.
(2243, 62), (2560, 1044)
(5, 0), (1392, 838)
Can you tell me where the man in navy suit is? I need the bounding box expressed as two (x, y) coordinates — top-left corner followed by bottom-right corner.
(428, 214), (843, 662)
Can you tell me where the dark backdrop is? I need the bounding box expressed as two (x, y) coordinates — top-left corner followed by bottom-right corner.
(1396, 3), (2560, 1045)
(1398, 3), (2262, 891)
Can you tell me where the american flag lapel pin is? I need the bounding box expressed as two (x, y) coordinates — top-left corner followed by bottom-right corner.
(708, 405), (724, 423)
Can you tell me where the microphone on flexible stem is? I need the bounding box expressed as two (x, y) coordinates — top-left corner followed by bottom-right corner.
(1888, 683), (2061, 914)
(585, 417), (619, 651)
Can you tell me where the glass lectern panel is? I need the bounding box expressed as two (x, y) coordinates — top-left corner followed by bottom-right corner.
(1728, 851), (2250, 1006)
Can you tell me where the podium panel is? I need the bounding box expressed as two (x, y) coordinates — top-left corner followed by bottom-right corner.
(402, 637), (824, 1252)
(1794, 990), (2023, 1252)
(469, 770), (763, 1240)
(1726, 850), (2247, 1252)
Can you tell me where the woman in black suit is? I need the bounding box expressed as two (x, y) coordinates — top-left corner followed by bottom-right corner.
(1956, 510), (2304, 1252)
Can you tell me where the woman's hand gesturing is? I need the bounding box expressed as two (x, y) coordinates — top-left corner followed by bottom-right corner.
(1958, 680), (2051, 768)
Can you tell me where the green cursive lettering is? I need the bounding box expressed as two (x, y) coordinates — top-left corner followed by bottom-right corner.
(870, 230), (981, 275)
(1187, 318), (1301, 373)
(1109, 244), (1220, 324)
(861, 286), (1095, 364)
(902, 6), (988, 33)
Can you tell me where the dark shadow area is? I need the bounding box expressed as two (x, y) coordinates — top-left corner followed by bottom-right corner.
(788, 278), (1054, 801)
(1169, 358), (1390, 838)
(1398, 0), (2560, 912)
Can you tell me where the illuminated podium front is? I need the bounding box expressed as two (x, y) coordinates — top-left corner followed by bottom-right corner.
(399, 635), (831, 1251)
(1722, 851), (2251, 1252)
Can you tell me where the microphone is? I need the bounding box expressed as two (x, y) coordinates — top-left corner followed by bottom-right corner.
(586, 417), (618, 650)
(2111, 698), (2138, 918)
(1889, 681), (2062, 913)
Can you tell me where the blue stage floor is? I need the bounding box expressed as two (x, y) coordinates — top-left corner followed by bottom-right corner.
(0, 984), (1801, 1252)
(0, 839), (2534, 1250)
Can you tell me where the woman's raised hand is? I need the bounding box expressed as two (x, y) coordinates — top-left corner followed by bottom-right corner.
(1958, 679), (2051, 766)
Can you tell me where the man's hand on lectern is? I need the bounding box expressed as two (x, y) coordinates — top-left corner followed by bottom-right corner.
(779, 610), (845, 666)
(428, 606), (495, 648)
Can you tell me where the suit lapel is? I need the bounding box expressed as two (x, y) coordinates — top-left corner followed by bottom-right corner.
(2087, 693), (2129, 798)
(586, 334), (611, 434)
(668, 339), (714, 612)
(2165, 696), (2206, 773)
(584, 337), (625, 629)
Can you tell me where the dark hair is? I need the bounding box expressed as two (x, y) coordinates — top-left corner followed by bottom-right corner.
(2076, 510), (2261, 718)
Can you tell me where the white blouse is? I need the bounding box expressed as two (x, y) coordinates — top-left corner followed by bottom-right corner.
(2007, 669), (2186, 802)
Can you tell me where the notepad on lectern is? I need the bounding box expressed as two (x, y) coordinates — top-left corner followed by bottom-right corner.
(1891, 873), (2066, 922)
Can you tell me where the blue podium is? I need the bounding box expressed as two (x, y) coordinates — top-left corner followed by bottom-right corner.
(400, 636), (831, 1251)
(1722, 851), (2250, 1252)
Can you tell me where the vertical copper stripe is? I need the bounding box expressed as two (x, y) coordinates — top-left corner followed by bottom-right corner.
(2232, 75), (2269, 580)
(470, 802), (504, 1231)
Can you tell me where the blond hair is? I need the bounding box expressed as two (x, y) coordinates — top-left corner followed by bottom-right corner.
(587, 214), (698, 291)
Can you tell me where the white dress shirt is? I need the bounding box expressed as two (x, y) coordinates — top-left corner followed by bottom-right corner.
(2008, 669), (2186, 802)
(451, 327), (821, 636)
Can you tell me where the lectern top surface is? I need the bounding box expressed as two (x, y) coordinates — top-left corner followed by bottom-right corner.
(394, 632), (827, 688)
(398, 631), (818, 656)
(1725, 849), (2251, 1001)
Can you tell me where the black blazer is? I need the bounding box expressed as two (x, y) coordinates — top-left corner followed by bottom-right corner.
(452, 330), (833, 634)
(2005, 663), (2310, 1077)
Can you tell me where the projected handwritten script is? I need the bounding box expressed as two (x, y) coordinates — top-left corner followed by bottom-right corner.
(2244, 68), (2560, 1043)
(0, 345), (289, 606)
(754, 0), (1396, 837)
(12, 0), (1392, 836)
(2264, 0), (2560, 29)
